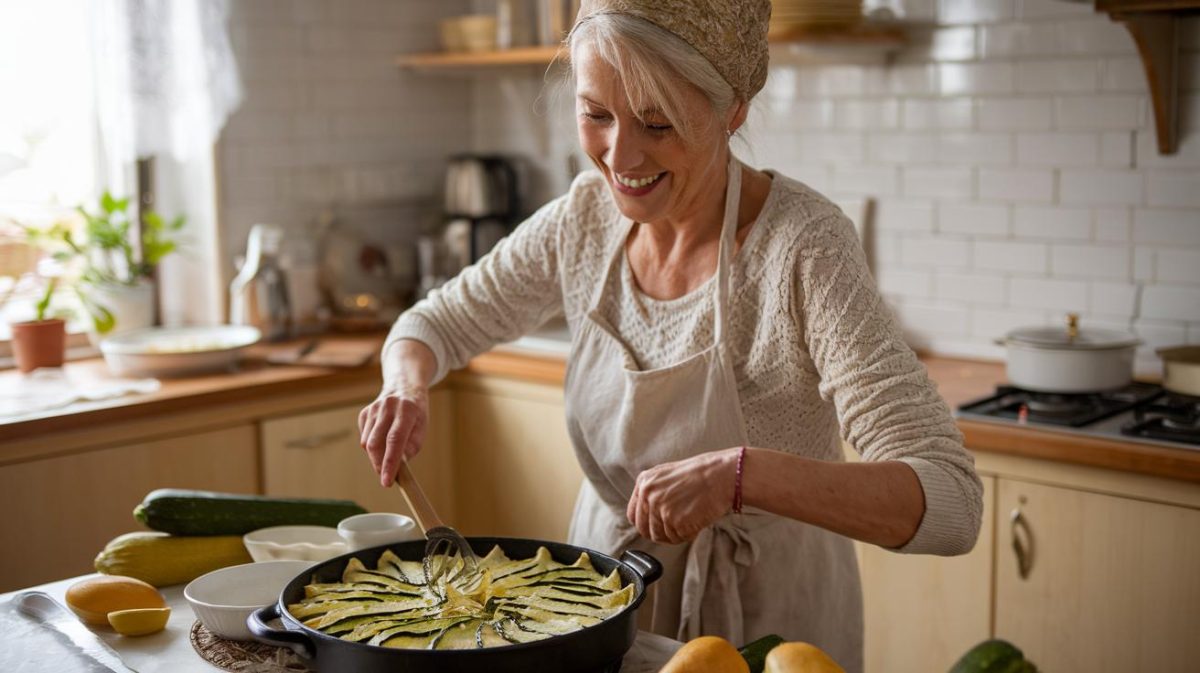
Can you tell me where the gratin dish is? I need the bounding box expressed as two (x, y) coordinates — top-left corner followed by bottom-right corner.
(243, 526), (347, 563)
(184, 560), (313, 640)
(99, 325), (261, 377)
(247, 537), (662, 673)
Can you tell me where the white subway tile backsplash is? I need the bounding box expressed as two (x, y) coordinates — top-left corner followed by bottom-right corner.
(1135, 124), (1200, 169)
(878, 269), (934, 298)
(903, 167), (975, 199)
(1019, 0), (1094, 19)
(1055, 19), (1136, 55)
(980, 22), (1058, 58)
(1016, 60), (1099, 93)
(1147, 171), (1200, 208)
(936, 272), (1007, 303)
(888, 65), (940, 95)
(1051, 243), (1131, 279)
(903, 98), (974, 129)
(939, 0), (1014, 24)
(940, 62), (1014, 95)
(876, 199), (936, 232)
(1055, 95), (1143, 130)
(1010, 277), (1089, 310)
(1101, 57), (1147, 93)
(978, 97), (1053, 131)
(1089, 281), (1139, 316)
(979, 168), (1054, 202)
(1133, 320), (1190, 354)
(1060, 170), (1144, 205)
(1016, 132), (1098, 166)
(1133, 210), (1200, 246)
(1013, 206), (1092, 240)
(974, 240), (1049, 273)
(1134, 247), (1156, 281)
(760, 100), (836, 131)
(1141, 285), (1200, 321)
(927, 26), (978, 61)
(1156, 249), (1200, 284)
(831, 165), (900, 196)
(902, 236), (972, 267)
(1100, 132), (1133, 168)
(868, 133), (939, 164)
(939, 203), (1010, 235)
(938, 133), (1013, 165)
(835, 99), (901, 129)
(1094, 208), (1131, 242)
(896, 301), (971, 336)
(971, 307), (1049, 339)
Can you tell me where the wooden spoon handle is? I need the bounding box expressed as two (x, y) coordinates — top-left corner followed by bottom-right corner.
(393, 460), (444, 534)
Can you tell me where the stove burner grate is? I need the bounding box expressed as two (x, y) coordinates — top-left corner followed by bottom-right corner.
(958, 383), (1163, 428)
(1121, 392), (1200, 446)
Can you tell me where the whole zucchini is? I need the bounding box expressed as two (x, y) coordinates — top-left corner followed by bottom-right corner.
(134, 489), (367, 536)
(95, 531), (252, 587)
(949, 639), (1038, 673)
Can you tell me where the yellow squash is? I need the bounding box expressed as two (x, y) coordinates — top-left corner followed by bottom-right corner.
(661, 635), (751, 673)
(94, 531), (252, 587)
(764, 642), (846, 673)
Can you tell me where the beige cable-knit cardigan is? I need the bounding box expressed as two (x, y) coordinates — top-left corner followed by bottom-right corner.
(385, 169), (983, 556)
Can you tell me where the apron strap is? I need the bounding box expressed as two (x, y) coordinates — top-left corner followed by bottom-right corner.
(678, 516), (760, 644)
(714, 156), (741, 343)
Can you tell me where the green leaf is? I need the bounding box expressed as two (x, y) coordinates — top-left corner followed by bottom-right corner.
(76, 286), (116, 334)
(100, 191), (118, 213)
(35, 277), (58, 322)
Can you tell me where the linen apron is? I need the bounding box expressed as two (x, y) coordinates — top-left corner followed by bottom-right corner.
(564, 157), (864, 672)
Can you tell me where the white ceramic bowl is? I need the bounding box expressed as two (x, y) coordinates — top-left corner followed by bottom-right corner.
(243, 526), (347, 563)
(337, 512), (422, 552)
(99, 325), (261, 377)
(184, 561), (312, 641)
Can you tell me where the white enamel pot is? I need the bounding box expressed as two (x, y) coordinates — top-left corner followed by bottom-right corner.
(997, 314), (1141, 393)
(1158, 345), (1200, 397)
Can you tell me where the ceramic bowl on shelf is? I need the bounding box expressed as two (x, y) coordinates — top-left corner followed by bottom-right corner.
(99, 325), (261, 377)
(243, 526), (347, 563)
(184, 560), (313, 641)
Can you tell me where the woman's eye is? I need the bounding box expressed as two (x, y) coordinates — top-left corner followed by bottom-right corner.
(644, 123), (672, 133)
(581, 112), (610, 122)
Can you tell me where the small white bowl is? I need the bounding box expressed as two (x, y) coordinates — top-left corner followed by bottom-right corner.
(243, 526), (347, 563)
(184, 561), (312, 641)
(337, 512), (422, 552)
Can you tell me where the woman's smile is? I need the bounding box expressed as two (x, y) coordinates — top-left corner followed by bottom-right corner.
(612, 170), (667, 196)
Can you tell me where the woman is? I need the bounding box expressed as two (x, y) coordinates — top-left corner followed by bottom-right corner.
(359, 1), (982, 669)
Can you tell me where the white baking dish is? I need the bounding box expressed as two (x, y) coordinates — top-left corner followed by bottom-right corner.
(99, 325), (261, 378)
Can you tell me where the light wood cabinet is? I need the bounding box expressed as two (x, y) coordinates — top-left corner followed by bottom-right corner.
(994, 478), (1200, 673)
(260, 390), (456, 523)
(0, 424), (259, 592)
(451, 377), (581, 541)
(858, 477), (995, 673)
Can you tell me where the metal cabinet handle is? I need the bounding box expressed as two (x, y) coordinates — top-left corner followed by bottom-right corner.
(1011, 506), (1035, 580)
(284, 428), (352, 450)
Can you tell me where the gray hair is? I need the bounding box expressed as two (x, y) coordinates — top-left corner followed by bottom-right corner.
(566, 13), (738, 145)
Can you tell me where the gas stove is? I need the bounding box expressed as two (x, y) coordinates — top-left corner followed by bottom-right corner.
(956, 383), (1200, 451)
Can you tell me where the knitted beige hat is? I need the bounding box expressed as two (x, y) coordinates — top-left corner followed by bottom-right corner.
(572, 0), (773, 101)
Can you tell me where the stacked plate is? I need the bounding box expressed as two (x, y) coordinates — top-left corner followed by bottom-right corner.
(770, 0), (863, 32)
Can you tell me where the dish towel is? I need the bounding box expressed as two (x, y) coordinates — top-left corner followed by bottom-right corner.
(0, 368), (160, 421)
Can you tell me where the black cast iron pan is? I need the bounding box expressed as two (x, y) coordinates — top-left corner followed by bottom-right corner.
(248, 537), (662, 673)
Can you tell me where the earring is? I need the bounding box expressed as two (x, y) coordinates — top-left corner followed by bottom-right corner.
(726, 129), (733, 139)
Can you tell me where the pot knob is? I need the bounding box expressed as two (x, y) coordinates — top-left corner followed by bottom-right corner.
(1066, 313), (1080, 341)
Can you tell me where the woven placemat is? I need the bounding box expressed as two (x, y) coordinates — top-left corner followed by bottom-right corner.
(189, 620), (313, 673)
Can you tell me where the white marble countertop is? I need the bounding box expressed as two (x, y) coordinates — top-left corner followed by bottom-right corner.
(0, 573), (680, 673)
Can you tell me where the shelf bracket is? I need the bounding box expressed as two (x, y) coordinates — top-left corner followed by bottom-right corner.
(1110, 11), (1180, 154)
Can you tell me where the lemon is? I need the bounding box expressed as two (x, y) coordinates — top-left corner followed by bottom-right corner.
(106, 606), (171, 636)
(65, 576), (166, 626)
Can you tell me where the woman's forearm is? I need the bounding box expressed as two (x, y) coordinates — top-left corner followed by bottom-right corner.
(381, 339), (438, 394)
(741, 447), (926, 549)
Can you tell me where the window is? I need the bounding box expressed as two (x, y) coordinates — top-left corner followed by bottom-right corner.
(0, 0), (100, 340)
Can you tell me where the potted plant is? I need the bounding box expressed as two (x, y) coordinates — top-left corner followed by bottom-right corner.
(32, 192), (185, 341)
(9, 276), (67, 372)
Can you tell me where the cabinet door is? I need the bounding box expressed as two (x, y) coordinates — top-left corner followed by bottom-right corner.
(996, 479), (1200, 672)
(0, 424), (258, 592)
(858, 476), (995, 673)
(453, 382), (581, 540)
(260, 391), (456, 522)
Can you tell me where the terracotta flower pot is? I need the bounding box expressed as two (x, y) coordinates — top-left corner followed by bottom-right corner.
(11, 318), (67, 373)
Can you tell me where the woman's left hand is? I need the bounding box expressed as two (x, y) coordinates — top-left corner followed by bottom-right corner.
(627, 447), (739, 544)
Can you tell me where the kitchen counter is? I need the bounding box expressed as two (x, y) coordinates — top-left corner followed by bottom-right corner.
(2, 333), (1197, 483)
(0, 574), (681, 672)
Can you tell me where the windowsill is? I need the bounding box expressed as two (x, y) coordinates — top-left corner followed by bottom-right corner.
(0, 332), (97, 371)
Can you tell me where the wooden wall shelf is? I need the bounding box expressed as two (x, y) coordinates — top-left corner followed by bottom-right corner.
(396, 23), (906, 70)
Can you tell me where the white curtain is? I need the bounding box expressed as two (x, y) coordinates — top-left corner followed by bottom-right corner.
(89, 0), (242, 326)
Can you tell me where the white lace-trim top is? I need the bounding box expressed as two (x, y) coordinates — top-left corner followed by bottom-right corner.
(386, 169), (983, 555)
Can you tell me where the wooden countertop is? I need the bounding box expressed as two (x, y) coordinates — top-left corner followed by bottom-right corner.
(3, 338), (1197, 484)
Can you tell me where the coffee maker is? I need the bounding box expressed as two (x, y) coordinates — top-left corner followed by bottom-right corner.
(442, 154), (519, 265)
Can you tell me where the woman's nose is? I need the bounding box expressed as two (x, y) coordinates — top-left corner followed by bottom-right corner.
(606, 123), (645, 174)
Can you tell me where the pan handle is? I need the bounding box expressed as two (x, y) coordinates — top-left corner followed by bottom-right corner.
(247, 603), (315, 659)
(621, 549), (663, 587)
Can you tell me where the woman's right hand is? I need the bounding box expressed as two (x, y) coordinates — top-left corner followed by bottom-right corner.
(358, 385), (430, 488)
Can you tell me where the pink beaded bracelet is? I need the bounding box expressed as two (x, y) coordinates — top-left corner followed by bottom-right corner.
(732, 446), (746, 514)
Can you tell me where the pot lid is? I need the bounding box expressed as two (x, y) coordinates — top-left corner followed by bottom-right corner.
(1005, 314), (1141, 350)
